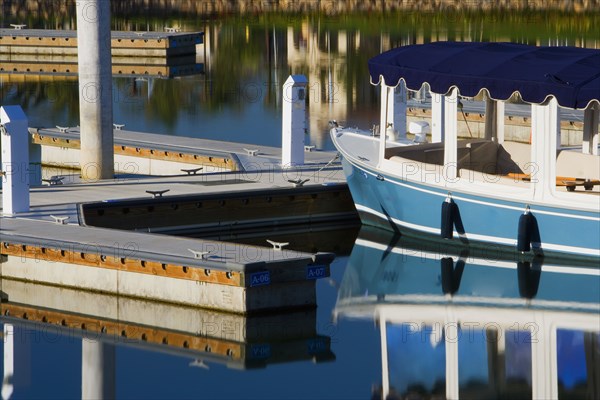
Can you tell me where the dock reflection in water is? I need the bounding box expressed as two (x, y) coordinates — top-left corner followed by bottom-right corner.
(335, 227), (600, 400)
(0, 279), (335, 398)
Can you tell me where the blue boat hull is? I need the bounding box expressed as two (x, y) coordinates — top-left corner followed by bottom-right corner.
(341, 157), (600, 261)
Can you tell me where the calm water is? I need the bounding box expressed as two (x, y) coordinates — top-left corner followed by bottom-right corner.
(1, 226), (599, 399)
(1, 7), (600, 400)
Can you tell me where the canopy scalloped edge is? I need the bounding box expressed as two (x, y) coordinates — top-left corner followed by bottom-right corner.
(370, 75), (600, 110)
(368, 42), (600, 111)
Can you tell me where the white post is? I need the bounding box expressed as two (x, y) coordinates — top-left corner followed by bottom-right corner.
(2, 324), (14, 400)
(387, 81), (407, 140)
(556, 107), (562, 150)
(443, 89), (458, 181)
(484, 97), (505, 143)
(582, 103), (599, 155)
(281, 75), (307, 168)
(484, 96), (495, 140)
(531, 98), (558, 201)
(379, 83), (390, 166)
(496, 101), (505, 144)
(431, 93), (445, 143)
(1, 105), (30, 215)
(76, 0), (114, 180)
(82, 340), (115, 399)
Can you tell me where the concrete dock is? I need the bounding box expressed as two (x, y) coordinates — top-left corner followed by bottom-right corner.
(0, 29), (204, 57)
(0, 175), (353, 312)
(32, 126), (344, 175)
(1, 128), (356, 313)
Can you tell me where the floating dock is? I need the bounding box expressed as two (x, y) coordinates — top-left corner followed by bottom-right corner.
(31, 126), (343, 175)
(0, 216), (336, 313)
(1, 28), (204, 78)
(0, 167), (355, 313)
(0, 28), (204, 57)
(1, 125), (356, 313)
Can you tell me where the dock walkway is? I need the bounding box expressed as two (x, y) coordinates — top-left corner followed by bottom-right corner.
(33, 126), (342, 174)
(1, 131), (354, 313)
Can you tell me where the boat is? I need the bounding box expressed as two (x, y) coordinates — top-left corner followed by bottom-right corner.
(334, 226), (600, 399)
(331, 42), (600, 260)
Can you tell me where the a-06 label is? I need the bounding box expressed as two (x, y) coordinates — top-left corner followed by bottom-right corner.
(306, 265), (327, 280)
(249, 271), (271, 287)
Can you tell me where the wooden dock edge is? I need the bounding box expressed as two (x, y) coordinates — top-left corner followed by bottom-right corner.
(0, 239), (332, 288)
(31, 131), (241, 171)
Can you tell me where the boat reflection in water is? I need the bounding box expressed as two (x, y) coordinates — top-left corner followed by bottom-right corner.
(334, 227), (600, 400)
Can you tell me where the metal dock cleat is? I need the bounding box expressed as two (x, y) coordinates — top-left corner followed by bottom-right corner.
(145, 189), (170, 198)
(266, 240), (289, 251)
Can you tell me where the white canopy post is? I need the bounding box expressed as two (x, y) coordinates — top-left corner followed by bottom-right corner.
(530, 98), (559, 201)
(484, 96), (505, 143)
(556, 107), (562, 150)
(431, 93), (445, 143)
(443, 88), (459, 181)
(495, 101), (505, 144)
(378, 82), (391, 166)
(387, 81), (407, 140)
(582, 103), (599, 155)
(484, 96), (495, 140)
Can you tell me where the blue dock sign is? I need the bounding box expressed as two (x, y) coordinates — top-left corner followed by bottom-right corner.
(306, 265), (327, 280)
(249, 271), (271, 287)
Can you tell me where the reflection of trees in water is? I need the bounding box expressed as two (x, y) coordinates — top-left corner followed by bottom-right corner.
(1, 10), (598, 128)
(3, 0), (600, 18)
(144, 78), (199, 128)
(203, 22), (267, 112)
(1, 79), (79, 124)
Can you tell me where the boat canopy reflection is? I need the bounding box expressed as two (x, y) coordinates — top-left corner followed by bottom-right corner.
(334, 227), (600, 399)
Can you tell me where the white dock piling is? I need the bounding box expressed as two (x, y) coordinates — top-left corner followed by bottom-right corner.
(282, 75), (308, 168)
(1, 105), (30, 215)
(76, 0), (114, 180)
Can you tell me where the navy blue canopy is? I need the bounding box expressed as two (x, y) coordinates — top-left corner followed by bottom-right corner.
(369, 42), (600, 109)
